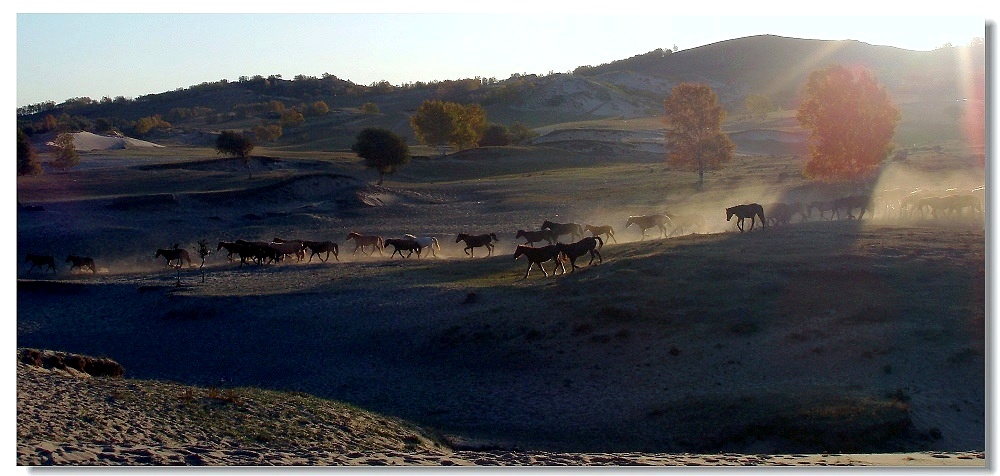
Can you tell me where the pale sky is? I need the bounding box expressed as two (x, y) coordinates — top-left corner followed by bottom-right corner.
(12, 3), (990, 108)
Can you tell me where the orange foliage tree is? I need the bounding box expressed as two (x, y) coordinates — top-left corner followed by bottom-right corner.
(796, 64), (900, 182)
(663, 83), (735, 188)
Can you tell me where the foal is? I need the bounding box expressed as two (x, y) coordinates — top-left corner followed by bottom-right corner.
(583, 224), (616, 247)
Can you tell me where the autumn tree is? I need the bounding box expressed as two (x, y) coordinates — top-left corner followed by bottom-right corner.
(450, 103), (487, 150)
(360, 102), (380, 114)
(796, 64), (900, 182)
(410, 100), (454, 156)
(17, 129), (42, 176)
(479, 124), (511, 146)
(352, 127), (410, 185)
(50, 133), (80, 172)
(252, 123), (283, 143)
(215, 130), (255, 179)
(663, 83), (735, 188)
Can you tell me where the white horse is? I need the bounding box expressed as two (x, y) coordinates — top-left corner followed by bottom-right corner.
(404, 234), (442, 257)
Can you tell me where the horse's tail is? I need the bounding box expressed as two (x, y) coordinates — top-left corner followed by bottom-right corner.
(431, 237), (440, 250)
(595, 236), (604, 249)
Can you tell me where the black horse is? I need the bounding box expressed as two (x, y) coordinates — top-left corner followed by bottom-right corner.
(726, 203), (766, 233)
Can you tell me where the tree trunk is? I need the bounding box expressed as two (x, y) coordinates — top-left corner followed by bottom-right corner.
(697, 159), (705, 190)
(377, 172), (384, 185)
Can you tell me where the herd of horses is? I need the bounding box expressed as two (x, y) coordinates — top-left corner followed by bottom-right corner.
(22, 187), (983, 278)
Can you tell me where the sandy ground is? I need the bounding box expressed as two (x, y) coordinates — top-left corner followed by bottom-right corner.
(15, 357), (985, 466)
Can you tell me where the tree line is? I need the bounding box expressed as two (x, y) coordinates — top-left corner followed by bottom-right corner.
(20, 63), (901, 189)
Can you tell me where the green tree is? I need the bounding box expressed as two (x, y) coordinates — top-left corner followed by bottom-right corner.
(796, 64), (900, 182)
(410, 100), (454, 156)
(744, 93), (774, 120)
(509, 122), (538, 144)
(17, 129), (42, 176)
(50, 133), (80, 172)
(352, 127), (410, 185)
(663, 83), (735, 188)
(360, 102), (380, 114)
(215, 130), (256, 179)
(479, 123), (512, 146)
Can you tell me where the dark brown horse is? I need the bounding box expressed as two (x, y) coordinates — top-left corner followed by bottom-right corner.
(303, 240), (339, 262)
(541, 220), (584, 242)
(25, 254), (56, 274)
(726, 203), (766, 233)
(66, 255), (96, 273)
(385, 238), (423, 259)
(155, 248), (194, 267)
(456, 233), (498, 257)
(514, 244), (565, 278)
(516, 229), (554, 246)
(556, 236), (603, 271)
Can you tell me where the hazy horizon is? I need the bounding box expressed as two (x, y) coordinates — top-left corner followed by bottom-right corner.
(14, 7), (986, 108)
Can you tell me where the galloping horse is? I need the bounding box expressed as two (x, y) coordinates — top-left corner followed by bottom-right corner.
(625, 214), (671, 240)
(155, 248), (194, 267)
(556, 236), (603, 271)
(66, 255), (96, 273)
(726, 203), (766, 233)
(385, 238), (423, 258)
(516, 229), (554, 246)
(25, 254), (56, 274)
(456, 232), (498, 257)
(541, 220), (584, 242)
(513, 244), (565, 279)
(303, 240), (339, 262)
(584, 224), (617, 246)
(404, 234), (441, 257)
(346, 232), (384, 256)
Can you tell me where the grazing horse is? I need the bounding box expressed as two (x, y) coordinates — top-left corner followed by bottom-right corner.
(404, 234), (441, 257)
(556, 236), (603, 271)
(385, 238), (423, 258)
(541, 220), (584, 242)
(346, 232), (384, 256)
(155, 248), (193, 267)
(515, 229), (554, 246)
(664, 214), (705, 236)
(584, 224), (617, 246)
(514, 244), (565, 279)
(66, 255), (96, 273)
(726, 203), (766, 233)
(625, 214), (671, 240)
(25, 254), (56, 274)
(303, 240), (339, 262)
(832, 195), (872, 220)
(456, 233), (498, 257)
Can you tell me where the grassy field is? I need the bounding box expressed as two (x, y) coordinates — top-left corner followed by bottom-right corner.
(16, 115), (986, 455)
